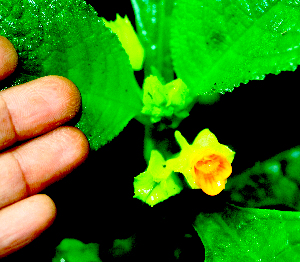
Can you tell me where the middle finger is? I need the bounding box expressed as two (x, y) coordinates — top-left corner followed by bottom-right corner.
(0, 126), (89, 209)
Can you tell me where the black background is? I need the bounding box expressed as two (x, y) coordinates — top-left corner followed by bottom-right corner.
(2, 0), (300, 261)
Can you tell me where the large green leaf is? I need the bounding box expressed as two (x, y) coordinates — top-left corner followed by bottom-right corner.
(0, 0), (142, 150)
(225, 146), (300, 210)
(171, 0), (300, 95)
(194, 204), (300, 261)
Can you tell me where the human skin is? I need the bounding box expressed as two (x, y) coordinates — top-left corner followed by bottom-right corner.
(0, 36), (89, 258)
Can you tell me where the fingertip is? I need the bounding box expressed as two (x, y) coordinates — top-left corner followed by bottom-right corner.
(51, 75), (81, 109)
(60, 126), (90, 167)
(0, 75), (82, 140)
(25, 194), (57, 236)
(38, 75), (82, 122)
(73, 127), (90, 162)
(34, 194), (57, 224)
(0, 194), (56, 258)
(0, 36), (18, 81)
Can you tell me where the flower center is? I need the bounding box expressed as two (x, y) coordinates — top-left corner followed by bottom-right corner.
(194, 154), (221, 176)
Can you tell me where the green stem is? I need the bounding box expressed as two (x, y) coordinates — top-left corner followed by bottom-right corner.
(143, 122), (179, 163)
(143, 124), (155, 164)
(130, 0), (175, 83)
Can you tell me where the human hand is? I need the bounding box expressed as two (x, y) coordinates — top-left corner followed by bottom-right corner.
(0, 36), (89, 258)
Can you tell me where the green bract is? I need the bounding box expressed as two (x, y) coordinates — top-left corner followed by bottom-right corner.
(0, 0), (142, 150)
(102, 14), (145, 71)
(133, 150), (183, 207)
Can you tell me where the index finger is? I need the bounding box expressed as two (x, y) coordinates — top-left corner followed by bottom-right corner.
(0, 75), (81, 150)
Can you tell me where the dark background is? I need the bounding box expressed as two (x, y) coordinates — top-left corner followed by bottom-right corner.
(2, 0), (300, 261)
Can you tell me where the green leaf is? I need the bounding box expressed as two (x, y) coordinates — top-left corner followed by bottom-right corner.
(194, 204), (300, 261)
(0, 0), (142, 150)
(52, 238), (101, 262)
(133, 150), (183, 207)
(171, 0), (300, 95)
(225, 146), (300, 210)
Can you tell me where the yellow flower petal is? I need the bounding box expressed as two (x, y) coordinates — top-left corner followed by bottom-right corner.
(192, 128), (235, 163)
(192, 128), (218, 148)
(174, 130), (190, 151)
(167, 129), (235, 195)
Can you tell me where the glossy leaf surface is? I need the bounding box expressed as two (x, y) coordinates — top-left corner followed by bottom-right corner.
(171, 0), (300, 95)
(0, 0), (142, 150)
(194, 204), (300, 261)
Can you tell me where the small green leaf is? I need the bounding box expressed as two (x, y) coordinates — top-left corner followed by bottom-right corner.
(52, 238), (101, 262)
(171, 0), (300, 95)
(0, 0), (142, 150)
(194, 204), (300, 261)
(110, 236), (135, 258)
(133, 150), (183, 207)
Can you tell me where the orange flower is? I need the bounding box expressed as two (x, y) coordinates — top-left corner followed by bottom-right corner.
(190, 148), (232, 195)
(166, 129), (235, 195)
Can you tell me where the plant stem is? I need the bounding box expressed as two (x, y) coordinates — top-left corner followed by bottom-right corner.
(130, 0), (175, 83)
(131, 0), (177, 163)
(144, 124), (155, 164)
